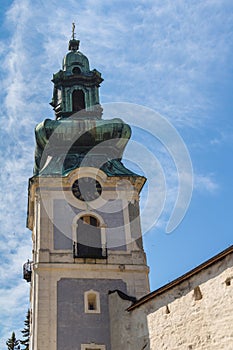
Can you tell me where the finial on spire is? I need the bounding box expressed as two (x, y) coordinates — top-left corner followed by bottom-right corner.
(72, 22), (76, 40)
(68, 22), (80, 51)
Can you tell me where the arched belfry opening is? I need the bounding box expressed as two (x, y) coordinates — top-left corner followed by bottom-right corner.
(75, 215), (104, 258)
(72, 89), (85, 112)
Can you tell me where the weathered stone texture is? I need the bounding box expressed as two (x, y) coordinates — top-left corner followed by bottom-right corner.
(110, 250), (233, 350)
(146, 253), (233, 349)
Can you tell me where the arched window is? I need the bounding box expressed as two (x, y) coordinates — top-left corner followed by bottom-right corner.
(72, 66), (81, 75)
(84, 290), (100, 313)
(72, 89), (85, 112)
(75, 215), (104, 258)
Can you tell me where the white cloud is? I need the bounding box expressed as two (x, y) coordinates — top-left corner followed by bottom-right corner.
(0, 282), (30, 346)
(194, 173), (219, 194)
(210, 130), (233, 146)
(0, 0), (231, 346)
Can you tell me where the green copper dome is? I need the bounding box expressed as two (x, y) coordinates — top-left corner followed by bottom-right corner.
(34, 117), (135, 177)
(50, 35), (103, 119)
(33, 25), (139, 178)
(62, 50), (90, 74)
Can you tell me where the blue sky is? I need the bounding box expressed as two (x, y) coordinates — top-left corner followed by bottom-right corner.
(0, 0), (233, 346)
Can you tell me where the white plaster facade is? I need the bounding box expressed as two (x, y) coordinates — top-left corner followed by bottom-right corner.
(27, 167), (149, 350)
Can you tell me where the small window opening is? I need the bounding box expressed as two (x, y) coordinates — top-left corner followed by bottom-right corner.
(88, 294), (97, 310)
(225, 278), (231, 286)
(193, 286), (202, 300)
(84, 290), (100, 313)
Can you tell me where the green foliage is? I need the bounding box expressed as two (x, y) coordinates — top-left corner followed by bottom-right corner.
(6, 332), (20, 350)
(20, 310), (30, 350)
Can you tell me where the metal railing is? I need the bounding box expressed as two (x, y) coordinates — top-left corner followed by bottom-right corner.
(73, 242), (107, 259)
(23, 260), (32, 282)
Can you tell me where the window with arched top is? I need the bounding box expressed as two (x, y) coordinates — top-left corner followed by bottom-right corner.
(72, 89), (85, 112)
(73, 215), (106, 259)
(84, 290), (100, 313)
(72, 66), (81, 75)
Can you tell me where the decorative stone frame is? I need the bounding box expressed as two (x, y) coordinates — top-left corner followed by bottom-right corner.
(64, 167), (108, 211)
(84, 290), (101, 314)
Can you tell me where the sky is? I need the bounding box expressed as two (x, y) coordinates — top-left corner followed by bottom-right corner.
(0, 0), (233, 346)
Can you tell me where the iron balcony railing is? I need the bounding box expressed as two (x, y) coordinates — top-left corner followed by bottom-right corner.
(23, 260), (32, 282)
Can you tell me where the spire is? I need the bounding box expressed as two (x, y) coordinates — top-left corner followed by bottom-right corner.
(68, 22), (80, 51)
(72, 22), (76, 40)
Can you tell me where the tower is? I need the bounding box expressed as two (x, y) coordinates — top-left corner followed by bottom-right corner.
(26, 26), (149, 350)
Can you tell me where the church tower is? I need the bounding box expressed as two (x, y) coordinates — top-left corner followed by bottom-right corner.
(26, 25), (149, 350)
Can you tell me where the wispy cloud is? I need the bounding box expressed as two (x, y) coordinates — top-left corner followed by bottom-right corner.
(194, 173), (219, 194)
(0, 0), (231, 346)
(6, 0), (230, 128)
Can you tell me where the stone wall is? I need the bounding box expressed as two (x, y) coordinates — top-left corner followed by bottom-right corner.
(109, 248), (233, 350)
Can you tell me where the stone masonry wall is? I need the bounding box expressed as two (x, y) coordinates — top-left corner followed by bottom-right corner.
(146, 252), (233, 350)
(109, 249), (233, 350)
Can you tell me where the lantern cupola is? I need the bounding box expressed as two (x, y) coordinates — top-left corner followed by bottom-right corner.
(50, 23), (103, 119)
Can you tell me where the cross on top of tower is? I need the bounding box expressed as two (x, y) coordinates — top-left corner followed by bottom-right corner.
(72, 22), (76, 40)
(69, 22), (80, 51)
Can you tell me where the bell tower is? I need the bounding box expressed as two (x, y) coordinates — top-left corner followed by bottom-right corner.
(26, 25), (149, 350)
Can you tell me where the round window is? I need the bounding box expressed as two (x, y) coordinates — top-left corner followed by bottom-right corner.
(72, 177), (102, 201)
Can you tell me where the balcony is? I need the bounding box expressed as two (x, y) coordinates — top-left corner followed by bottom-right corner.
(23, 260), (32, 282)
